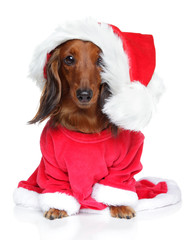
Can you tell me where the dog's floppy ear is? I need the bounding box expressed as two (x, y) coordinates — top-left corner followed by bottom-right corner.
(99, 83), (111, 108)
(29, 49), (62, 124)
(99, 83), (118, 136)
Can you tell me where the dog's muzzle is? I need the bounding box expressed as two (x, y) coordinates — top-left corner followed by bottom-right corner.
(76, 89), (93, 103)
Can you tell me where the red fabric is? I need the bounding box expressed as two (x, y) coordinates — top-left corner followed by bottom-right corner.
(110, 24), (156, 86)
(18, 122), (144, 210)
(18, 122), (168, 210)
(136, 179), (168, 199)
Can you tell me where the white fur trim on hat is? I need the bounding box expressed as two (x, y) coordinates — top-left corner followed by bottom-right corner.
(29, 18), (129, 92)
(102, 73), (165, 131)
(29, 18), (164, 131)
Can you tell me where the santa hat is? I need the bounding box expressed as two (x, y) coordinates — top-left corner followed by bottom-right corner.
(29, 18), (165, 131)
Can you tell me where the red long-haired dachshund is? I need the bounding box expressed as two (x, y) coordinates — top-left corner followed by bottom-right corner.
(30, 39), (135, 220)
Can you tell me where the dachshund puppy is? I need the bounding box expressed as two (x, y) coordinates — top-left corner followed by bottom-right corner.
(30, 39), (135, 220)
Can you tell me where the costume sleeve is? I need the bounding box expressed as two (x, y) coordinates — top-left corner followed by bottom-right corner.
(38, 124), (80, 215)
(92, 132), (144, 208)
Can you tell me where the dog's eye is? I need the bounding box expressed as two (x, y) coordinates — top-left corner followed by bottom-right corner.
(96, 57), (103, 67)
(64, 56), (75, 66)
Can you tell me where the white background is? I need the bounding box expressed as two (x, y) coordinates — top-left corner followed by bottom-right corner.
(0, 0), (193, 239)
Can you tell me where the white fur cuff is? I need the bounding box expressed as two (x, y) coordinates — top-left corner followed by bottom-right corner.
(13, 187), (81, 216)
(91, 183), (138, 208)
(39, 192), (81, 215)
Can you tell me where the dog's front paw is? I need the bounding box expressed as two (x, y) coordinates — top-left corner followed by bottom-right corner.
(44, 208), (68, 220)
(110, 206), (136, 219)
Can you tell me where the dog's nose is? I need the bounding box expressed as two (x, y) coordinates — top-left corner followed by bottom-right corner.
(76, 89), (93, 103)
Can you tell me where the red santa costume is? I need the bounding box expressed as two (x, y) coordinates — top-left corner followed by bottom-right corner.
(13, 19), (181, 216)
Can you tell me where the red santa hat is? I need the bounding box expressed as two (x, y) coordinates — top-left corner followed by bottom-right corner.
(29, 18), (164, 131)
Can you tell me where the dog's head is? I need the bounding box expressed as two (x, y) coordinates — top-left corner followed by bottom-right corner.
(59, 40), (104, 108)
(29, 39), (111, 128)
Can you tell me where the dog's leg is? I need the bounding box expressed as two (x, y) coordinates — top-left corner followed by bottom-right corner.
(44, 208), (68, 220)
(110, 206), (136, 219)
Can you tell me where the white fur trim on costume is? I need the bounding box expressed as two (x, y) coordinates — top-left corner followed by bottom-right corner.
(14, 178), (181, 216)
(13, 187), (80, 216)
(136, 177), (181, 211)
(39, 192), (80, 215)
(13, 187), (40, 210)
(91, 183), (138, 208)
(82, 177), (181, 215)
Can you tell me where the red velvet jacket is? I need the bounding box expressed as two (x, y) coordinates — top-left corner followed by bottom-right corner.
(15, 122), (173, 215)
(17, 122), (147, 214)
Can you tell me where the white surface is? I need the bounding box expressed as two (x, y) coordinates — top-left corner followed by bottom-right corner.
(11, 203), (182, 240)
(1, 0), (193, 239)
